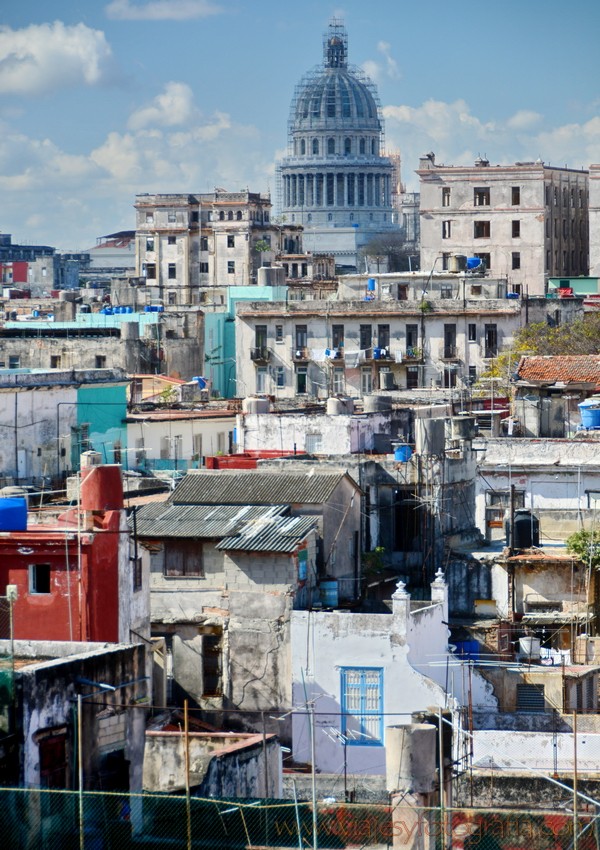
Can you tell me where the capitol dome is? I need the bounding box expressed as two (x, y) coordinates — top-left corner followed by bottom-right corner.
(294, 68), (380, 132)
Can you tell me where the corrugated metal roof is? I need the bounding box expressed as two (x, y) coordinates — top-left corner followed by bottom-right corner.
(132, 503), (288, 538)
(171, 470), (358, 506)
(516, 355), (600, 384)
(216, 515), (316, 553)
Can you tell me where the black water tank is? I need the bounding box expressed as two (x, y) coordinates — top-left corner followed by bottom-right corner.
(506, 509), (540, 549)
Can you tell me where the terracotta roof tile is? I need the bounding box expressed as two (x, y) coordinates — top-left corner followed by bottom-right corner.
(516, 355), (600, 384)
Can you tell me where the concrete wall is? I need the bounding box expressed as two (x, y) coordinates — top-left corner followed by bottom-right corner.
(472, 729), (600, 771)
(143, 731), (281, 797)
(127, 414), (236, 471)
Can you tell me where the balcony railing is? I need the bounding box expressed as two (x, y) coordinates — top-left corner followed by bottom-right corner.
(291, 346), (310, 361)
(441, 345), (459, 361)
(484, 346), (498, 359)
(250, 347), (271, 363)
(403, 348), (422, 362)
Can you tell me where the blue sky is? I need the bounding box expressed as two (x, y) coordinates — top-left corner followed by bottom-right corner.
(1, 0), (600, 250)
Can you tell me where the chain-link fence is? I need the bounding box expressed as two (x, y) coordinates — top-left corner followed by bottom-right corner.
(1, 788), (599, 850)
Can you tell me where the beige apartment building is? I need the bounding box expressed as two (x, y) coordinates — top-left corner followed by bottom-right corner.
(417, 153), (589, 295)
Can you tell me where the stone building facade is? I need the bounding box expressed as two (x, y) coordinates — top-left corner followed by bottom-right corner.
(417, 153), (589, 295)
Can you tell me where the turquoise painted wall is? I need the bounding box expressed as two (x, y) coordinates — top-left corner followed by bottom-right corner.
(74, 383), (128, 470)
(204, 286), (287, 398)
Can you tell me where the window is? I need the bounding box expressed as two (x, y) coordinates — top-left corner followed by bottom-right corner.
(545, 219), (550, 238)
(296, 367), (308, 394)
(219, 211), (225, 221)
(50, 356), (61, 369)
(474, 252), (491, 270)
(484, 323), (498, 357)
(563, 220), (568, 239)
(512, 220), (521, 238)
(442, 187), (451, 206)
(164, 540), (203, 577)
(295, 324), (308, 349)
(554, 187), (558, 206)
(193, 433), (203, 462)
(474, 187), (490, 206)
(440, 284), (453, 299)
(275, 324), (283, 342)
(227, 235), (235, 248)
(227, 261), (235, 274)
(512, 252), (521, 270)
(468, 366), (477, 384)
(201, 237), (209, 252)
(361, 368), (373, 395)
(236, 210), (242, 221)
(444, 367), (457, 388)
(312, 138), (319, 155)
(113, 441), (122, 464)
(406, 366), (418, 389)
(9, 355), (19, 369)
(200, 262), (209, 273)
(474, 221), (490, 238)
(359, 138), (366, 154)
(516, 684), (545, 713)
(30, 564), (51, 594)
(132, 557), (142, 592)
(511, 187), (520, 205)
(300, 139), (306, 155)
(443, 324), (456, 358)
(145, 212), (154, 223)
(341, 668), (383, 745)
(333, 367), (344, 394)
(145, 263), (156, 279)
(406, 324), (418, 349)
(39, 731), (68, 789)
(332, 324), (344, 349)
(468, 323), (477, 342)
(359, 324), (372, 350)
(201, 624), (222, 697)
(371, 139), (376, 155)
(228, 211), (234, 221)
(146, 237), (154, 252)
(168, 235), (176, 245)
(442, 220), (452, 239)
(441, 252), (451, 270)
(95, 355), (106, 368)
(191, 210), (199, 222)
(256, 367), (267, 393)
(344, 138), (351, 155)
(276, 367), (285, 388)
(168, 263), (176, 279)
(328, 138), (335, 154)
(254, 324), (268, 351)
(306, 433), (323, 453)
(377, 324), (390, 348)
(207, 211), (213, 221)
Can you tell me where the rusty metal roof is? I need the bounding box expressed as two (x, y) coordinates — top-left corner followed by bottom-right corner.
(516, 355), (600, 385)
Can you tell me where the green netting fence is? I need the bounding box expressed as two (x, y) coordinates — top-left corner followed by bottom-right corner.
(0, 787), (599, 850)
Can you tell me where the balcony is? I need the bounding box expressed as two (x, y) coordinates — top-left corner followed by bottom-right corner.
(403, 348), (422, 362)
(291, 346), (310, 362)
(483, 347), (498, 359)
(440, 345), (459, 361)
(250, 347), (271, 364)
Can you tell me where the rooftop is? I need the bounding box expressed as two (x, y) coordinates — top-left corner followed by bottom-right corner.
(516, 355), (600, 385)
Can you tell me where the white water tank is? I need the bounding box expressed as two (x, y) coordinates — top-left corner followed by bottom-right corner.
(363, 394), (392, 413)
(327, 398), (344, 415)
(257, 267), (285, 287)
(415, 418), (445, 455)
(242, 396), (270, 414)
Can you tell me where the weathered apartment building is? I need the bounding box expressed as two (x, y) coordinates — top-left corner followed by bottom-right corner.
(418, 153), (589, 295)
(0, 232), (90, 296)
(134, 189), (305, 306)
(235, 271), (583, 398)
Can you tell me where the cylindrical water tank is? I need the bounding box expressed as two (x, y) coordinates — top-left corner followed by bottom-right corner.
(363, 394), (392, 413)
(509, 509), (540, 549)
(415, 418), (445, 455)
(326, 398), (344, 415)
(367, 278), (376, 291)
(578, 398), (600, 429)
(319, 580), (338, 608)
(242, 397), (270, 414)
(0, 498), (27, 531)
(385, 724), (437, 794)
(341, 397), (354, 414)
(80, 450), (102, 468)
(121, 321), (139, 340)
(448, 254), (466, 273)
(449, 415), (478, 440)
(258, 266), (285, 287)
(394, 445), (412, 463)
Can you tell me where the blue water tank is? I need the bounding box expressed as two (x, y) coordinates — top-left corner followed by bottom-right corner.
(506, 292), (520, 299)
(394, 445), (412, 463)
(579, 399), (600, 429)
(125, 306), (133, 313)
(455, 639), (479, 661)
(373, 347), (382, 359)
(0, 498), (27, 531)
(467, 257), (482, 269)
(320, 580), (339, 608)
(367, 279), (376, 291)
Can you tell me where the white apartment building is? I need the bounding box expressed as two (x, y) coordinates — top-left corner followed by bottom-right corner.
(134, 190), (302, 305)
(417, 153), (589, 295)
(235, 276), (583, 399)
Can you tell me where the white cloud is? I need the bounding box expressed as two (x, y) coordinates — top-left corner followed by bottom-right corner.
(0, 21), (117, 97)
(507, 109), (543, 130)
(105, 0), (223, 20)
(127, 82), (195, 130)
(377, 41), (401, 80)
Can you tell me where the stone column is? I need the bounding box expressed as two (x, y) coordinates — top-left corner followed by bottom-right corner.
(392, 579), (410, 644)
(430, 568), (448, 621)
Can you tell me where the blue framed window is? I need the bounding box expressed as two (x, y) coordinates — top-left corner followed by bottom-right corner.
(341, 668), (383, 745)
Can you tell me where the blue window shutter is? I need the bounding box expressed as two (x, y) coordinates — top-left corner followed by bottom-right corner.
(340, 668), (383, 745)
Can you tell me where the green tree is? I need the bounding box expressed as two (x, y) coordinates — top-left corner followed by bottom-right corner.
(254, 240), (271, 254)
(566, 529), (600, 569)
(360, 232), (419, 272)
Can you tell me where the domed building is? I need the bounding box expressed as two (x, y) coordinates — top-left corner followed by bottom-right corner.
(279, 19), (398, 271)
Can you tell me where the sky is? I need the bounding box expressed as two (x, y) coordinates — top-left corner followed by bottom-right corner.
(2, 0), (600, 251)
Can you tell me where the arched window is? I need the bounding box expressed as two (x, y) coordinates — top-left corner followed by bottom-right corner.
(369, 213), (373, 221)
(207, 211), (213, 221)
(292, 214), (295, 222)
(227, 211), (233, 221)
(327, 138), (335, 155)
(264, 212), (269, 222)
(383, 213), (387, 221)
(359, 138), (365, 155)
(307, 213), (312, 222)
(349, 213), (354, 221)
(328, 213), (333, 221)
(312, 138), (319, 155)
(236, 210), (242, 220)
(371, 139), (376, 155)
(300, 139), (306, 155)
(344, 138), (351, 155)
(219, 211), (225, 221)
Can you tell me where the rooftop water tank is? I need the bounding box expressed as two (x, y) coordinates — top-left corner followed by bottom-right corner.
(394, 445), (412, 463)
(415, 418), (445, 455)
(363, 394), (392, 413)
(578, 398), (600, 429)
(367, 278), (376, 291)
(0, 497), (27, 531)
(326, 398), (344, 415)
(467, 257), (482, 270)
(242, 397), (270, 414)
